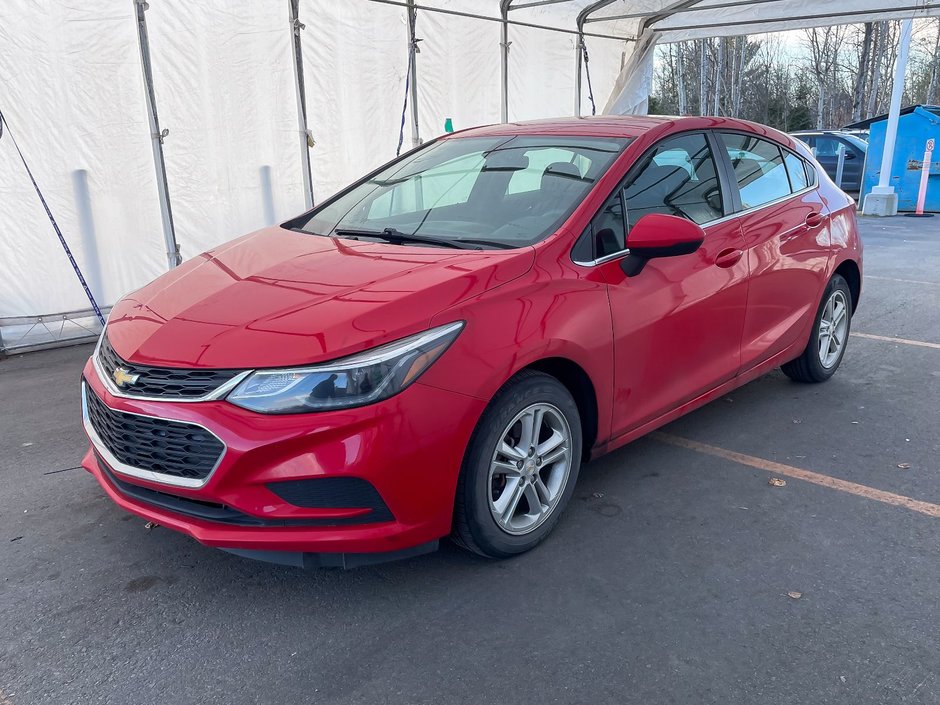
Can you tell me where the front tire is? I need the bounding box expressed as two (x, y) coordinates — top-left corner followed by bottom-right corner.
(452, 370), (582, 558)
(782, 274), (853, 383)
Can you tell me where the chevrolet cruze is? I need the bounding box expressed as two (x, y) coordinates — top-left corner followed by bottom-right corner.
(81, 116), (862, 567)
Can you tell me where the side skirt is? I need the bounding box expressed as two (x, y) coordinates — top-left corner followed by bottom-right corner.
(590, 337), (806, 460)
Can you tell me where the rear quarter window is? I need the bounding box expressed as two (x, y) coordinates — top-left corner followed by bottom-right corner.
(720, 133), (792, 210)
(784, 152), (809, 191)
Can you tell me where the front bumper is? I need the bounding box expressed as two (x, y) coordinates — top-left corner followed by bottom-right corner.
(80, 358), (486, 562)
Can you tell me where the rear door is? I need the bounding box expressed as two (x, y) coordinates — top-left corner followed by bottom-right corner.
(715, 132), (831, 372)
(814, 135), (861, 191)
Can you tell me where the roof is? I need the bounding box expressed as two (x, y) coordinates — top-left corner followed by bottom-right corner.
(843, 105), (940, 129)
(451, 115), (800, 150)
(452, 115), (676, 140)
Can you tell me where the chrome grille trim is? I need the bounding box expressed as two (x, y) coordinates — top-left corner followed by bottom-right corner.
(93, 332), (252, 403)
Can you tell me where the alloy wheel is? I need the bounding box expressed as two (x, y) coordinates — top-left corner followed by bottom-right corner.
(487, 403), (572, 536)
(818, 289), (849, 368)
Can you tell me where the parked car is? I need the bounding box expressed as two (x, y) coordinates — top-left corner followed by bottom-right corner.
(81, 116), (862, 566)
(790, 130), (868, 192)
(840, 128), (870, 143)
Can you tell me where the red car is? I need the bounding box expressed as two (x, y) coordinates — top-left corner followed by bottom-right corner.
(80, 116), (862, 567)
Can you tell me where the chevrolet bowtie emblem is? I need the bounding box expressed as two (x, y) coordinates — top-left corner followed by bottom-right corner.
(112, 366), (140, 388)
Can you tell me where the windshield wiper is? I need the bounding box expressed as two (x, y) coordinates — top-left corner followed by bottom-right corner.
(333, 227), (481, 250)
(450, 238), (517, 249)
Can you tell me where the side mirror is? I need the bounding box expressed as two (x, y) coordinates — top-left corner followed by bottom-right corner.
(620, 213), (705, 276)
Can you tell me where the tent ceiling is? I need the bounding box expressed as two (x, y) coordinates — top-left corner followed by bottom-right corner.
(502, 0), (940, 41)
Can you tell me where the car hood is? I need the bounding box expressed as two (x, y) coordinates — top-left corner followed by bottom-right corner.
(107, 227), (534, 369)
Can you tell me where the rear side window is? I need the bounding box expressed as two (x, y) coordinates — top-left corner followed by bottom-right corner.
(784, 152), (809, 191)
(720, 133), (791, 210)
(812, 136), (843, 157)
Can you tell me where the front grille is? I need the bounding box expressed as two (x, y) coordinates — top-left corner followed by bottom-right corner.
(85, 385), (224, 481)
(98, 334), (239, 399)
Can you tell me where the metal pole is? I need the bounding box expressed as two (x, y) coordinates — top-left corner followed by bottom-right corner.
(834, 143), (846, 189)
(574, 34), (583, 116)
(863, 17), (912, 216)
(878, 18), (912, 191)
(500, 2), (510, 123)
(406, 0), (422, 148)
(133, 0), (180, 269)
(289, 0), (315, 209)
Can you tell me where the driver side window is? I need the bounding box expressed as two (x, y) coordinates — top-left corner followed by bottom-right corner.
(580, 132), (724, 261)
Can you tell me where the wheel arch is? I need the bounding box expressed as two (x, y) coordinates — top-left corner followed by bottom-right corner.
(522, 357), (599, 462)
(834, 258), (861, 313)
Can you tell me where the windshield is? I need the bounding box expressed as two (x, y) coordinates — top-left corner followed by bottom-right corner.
(841, 134), (868, 151)
(292, 135), (630, 249)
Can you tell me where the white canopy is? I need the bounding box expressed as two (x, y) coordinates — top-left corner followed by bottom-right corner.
(1, 0), (937, 348)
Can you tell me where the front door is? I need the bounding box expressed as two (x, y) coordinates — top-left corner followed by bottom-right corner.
(589, 132), (749, 438)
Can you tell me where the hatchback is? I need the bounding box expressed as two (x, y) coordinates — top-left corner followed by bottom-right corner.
(81, 116), (862, 567)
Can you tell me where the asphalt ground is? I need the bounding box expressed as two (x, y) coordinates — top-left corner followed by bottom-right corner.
(1, 215), (939, 705)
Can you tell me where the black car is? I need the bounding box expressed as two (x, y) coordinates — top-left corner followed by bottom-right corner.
(790, 131), (867, 193)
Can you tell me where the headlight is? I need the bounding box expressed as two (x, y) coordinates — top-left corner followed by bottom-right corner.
(226, 321), (464, 414)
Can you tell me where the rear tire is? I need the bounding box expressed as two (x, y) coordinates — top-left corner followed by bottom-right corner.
(782, 274), (852, 383)
(452, 370), (582, 558)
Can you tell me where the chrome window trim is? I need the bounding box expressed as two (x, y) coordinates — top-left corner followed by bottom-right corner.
(82, 381), (227, 490)
(573, 184), (816, 268)
(93, 331), (253, 403)
(572, 248), (631, 267)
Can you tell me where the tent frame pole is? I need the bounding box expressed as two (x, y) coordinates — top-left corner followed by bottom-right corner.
(288, 0), (315, 209)
(877, 17), (913, 191)
(406, 0), (422, 147)
(574, 34), (583, 116)
(863, 17), (913, 216)
(500, 1), (511, 122)
(133, 0), (180, 269)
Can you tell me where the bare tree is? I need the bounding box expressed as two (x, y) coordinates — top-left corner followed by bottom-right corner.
(805, 26), (847, 128)
(651, 18), (936, 130)
(713, 38), (724, 114)
(676, 43), (688, 115)
(730, 36), (746, 117)
(926, 19), (940, 104)
(868, 21), (888, 117)
(852, 23), (874, 121)
(699, 40), (708, 115)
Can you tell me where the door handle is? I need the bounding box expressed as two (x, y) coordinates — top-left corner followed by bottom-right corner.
(715, 248), (743, 268)
(805, 212), (824, 228)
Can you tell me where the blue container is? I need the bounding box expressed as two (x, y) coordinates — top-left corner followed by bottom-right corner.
(846, 105), (940, 212)
(857, 105), (940, 212)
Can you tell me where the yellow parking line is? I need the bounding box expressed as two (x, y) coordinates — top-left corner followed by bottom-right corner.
(653, 432), (940, 519)
(866, 275), (940, 286)
(850, 332), (940, 350)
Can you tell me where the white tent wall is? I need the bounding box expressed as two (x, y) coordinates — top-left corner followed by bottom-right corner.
(580, 34), (630, 115)
(146, 2), (304, 260)
(7, 0), (933, 340)
(417, 7), (502, 138)
(0, 0), (165, 318)
(507, 24), (578, 120)
(302, 1), (410, 199)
